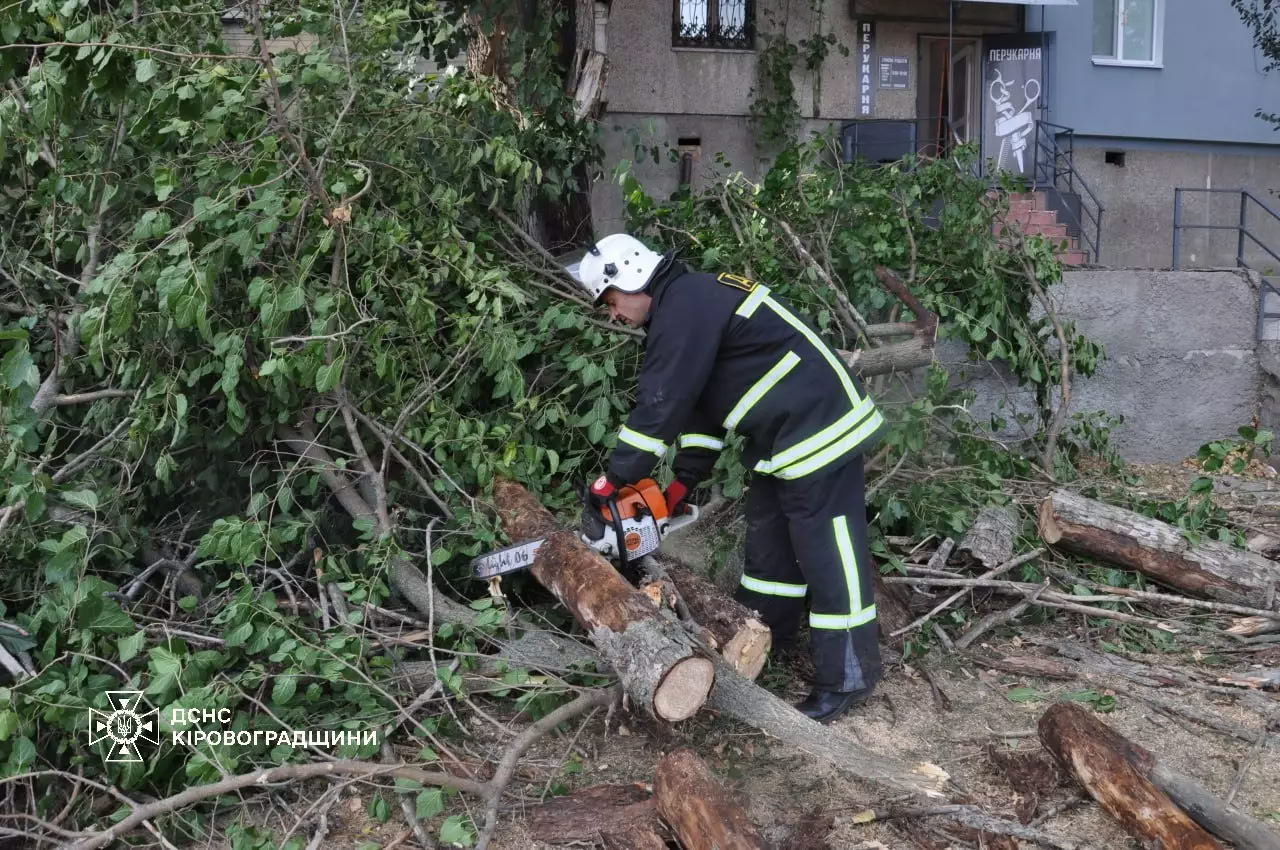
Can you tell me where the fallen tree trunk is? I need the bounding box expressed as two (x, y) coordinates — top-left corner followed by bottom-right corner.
(654, 748), (769, 850)
(492, 478), (715, 722)
(1040, 702), (1280, 850)
(1039, 702), (1223, 849)
(662, 561), (771, 680)
(1038, 489), (1280, 606)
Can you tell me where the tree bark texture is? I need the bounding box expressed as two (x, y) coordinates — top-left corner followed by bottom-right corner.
(527, 783), (666, 846)
(663, 562), (772, 680)
(654, 748), (770, 850)
(1039, 702), (1280, 850)
(956, 505), (1018, 570)
(492, 478), (715, 722)
(1039, 489), (1280, 606)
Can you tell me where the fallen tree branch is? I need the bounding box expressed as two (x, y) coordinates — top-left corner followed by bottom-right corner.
(64, 760), (489, 850)
(1040, 701), (1280, 850)
(277, 425), (477, 627)
(654, 748), (768, 850)
(50, 389), (132, 406)
(889, 549), (1045, 638)
(475, 686), (619, 850)
(848, 803), (1097, 850)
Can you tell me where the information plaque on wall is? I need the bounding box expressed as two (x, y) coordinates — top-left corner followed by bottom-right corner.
(857, 20), (875, 116)
(879, 56), (908, 89)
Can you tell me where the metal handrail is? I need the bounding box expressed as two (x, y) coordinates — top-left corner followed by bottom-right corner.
(1029, 121), (1105, 262)
(1172, 187), (1280, 340)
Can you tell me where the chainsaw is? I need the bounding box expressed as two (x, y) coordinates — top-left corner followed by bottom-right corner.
(469, 478), (699, 581)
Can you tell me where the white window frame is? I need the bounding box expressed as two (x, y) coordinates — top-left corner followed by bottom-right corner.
(1092, 0), (1164, 69)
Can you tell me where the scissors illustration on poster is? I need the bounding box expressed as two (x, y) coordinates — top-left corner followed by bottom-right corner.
(988, 69), (1040, 173)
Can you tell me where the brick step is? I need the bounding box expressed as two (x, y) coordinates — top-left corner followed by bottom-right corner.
(1059, 250), (1087, 266)
(1025, 222), (1068, 240)
(1008, 209), (1059, 227)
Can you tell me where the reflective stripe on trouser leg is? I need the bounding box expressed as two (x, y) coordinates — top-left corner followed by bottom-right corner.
(781, 455), (883, 693)
(733, 475), (806, 646)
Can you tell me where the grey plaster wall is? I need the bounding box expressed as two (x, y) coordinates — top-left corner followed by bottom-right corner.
(942, 269), (1262, 463)
(1066, 139), (1280, 268)
(1032, 0), (1280, 146)
(603, 0), (1016, 120)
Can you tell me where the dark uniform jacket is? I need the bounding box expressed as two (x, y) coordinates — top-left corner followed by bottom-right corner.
(607, 260), (886, 489)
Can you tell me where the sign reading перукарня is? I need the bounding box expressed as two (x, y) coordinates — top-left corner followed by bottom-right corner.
(858, 20), (875, 116)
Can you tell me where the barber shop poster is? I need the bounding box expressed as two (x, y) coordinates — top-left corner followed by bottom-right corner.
(982, 34), (1045, 178)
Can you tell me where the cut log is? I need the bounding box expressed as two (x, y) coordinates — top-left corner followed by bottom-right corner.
(654, 748), (769, 850)
(527, 783), (664, 846)
(956, 505), (1018, 570)
(1040, 702), (1280, 850)
(492, 478), (715, 722)
(839, 335), (936, 377)
(662, 562), (772, 680)
(706, 655), (951, 798)
(1038, 489), (1280, 606)
(1039, 702), (1223, 850)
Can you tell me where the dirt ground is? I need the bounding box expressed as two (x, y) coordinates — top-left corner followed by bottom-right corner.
(204, 459), (1280, 849)
(240, 618), (1276, 850)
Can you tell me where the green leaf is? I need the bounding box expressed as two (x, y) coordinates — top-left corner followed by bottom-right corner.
(0, 710), (18, 741)
(439, 815), (474, 847)
(61, 489), (99, 511)
(135, 58), (157, 83)
(272, 674), (297, 705)
(431, 547), (452, 566)
(1005, 687), (1047, 703)
(278, 285), (305, 313)
(315, 357), (344, 392)
(225, 621), (253, 647)
(118, 630), (146, 663)
(416, 788), (444, 819)
(178, 595), (198, 612)
(9, 736), (35, 770)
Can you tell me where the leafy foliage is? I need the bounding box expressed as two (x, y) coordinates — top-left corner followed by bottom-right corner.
(0, 0), (1120, 842)
(1231, 0), (1280, 128)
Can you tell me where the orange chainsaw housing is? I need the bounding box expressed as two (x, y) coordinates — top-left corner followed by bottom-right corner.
(598, 478), (669, 524)
(595, 478), (670, 555)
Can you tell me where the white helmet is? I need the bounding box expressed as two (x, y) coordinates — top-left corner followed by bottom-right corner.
(572, 233), (666, 303)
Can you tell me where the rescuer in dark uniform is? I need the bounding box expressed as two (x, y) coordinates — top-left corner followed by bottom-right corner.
(574, 233), (886, 723)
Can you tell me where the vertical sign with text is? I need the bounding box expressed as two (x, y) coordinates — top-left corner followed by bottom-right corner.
(982, 33), (1045, 178)
(858, 21), (875, 117)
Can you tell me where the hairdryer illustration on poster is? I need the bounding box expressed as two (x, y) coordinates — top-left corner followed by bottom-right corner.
(988, 69), (1040, 173)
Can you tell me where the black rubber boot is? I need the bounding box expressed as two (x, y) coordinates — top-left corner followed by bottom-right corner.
(794, 686), (872, 724)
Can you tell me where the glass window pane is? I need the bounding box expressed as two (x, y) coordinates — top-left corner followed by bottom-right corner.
(1121, 0), (1154, 61)
(679, 0), (707, 37)
(720, 0), (746, 37)
(1092, 0), (1116, 56)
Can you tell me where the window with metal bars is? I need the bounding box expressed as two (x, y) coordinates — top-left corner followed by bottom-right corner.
(673, 0), (754, 49)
